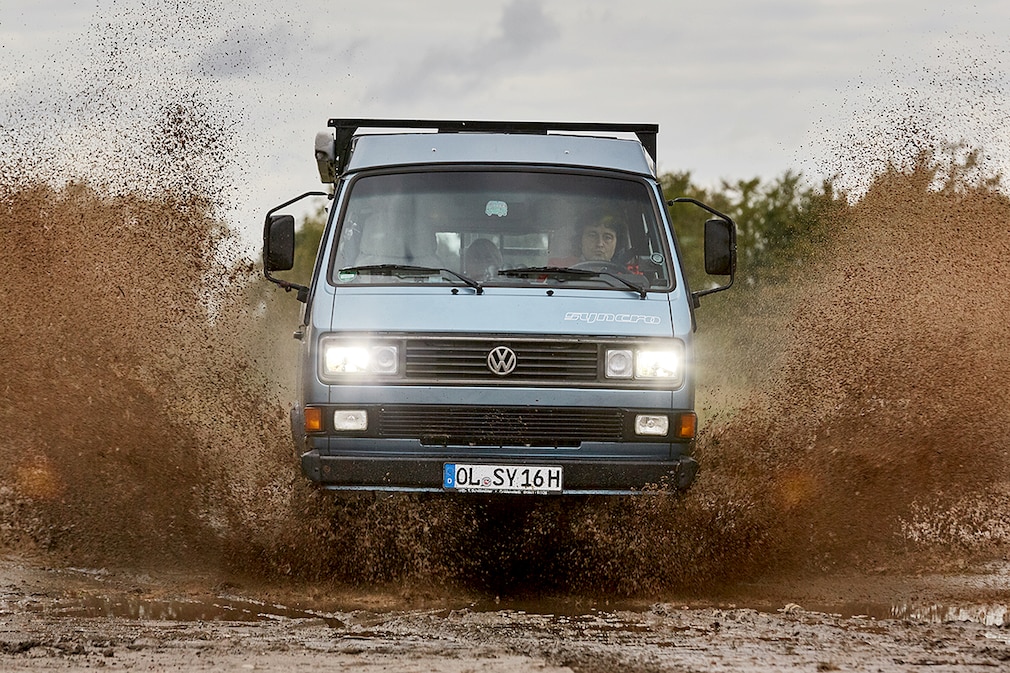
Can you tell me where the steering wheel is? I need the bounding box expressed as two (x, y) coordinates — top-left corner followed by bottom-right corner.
(571, 260), (629, 274)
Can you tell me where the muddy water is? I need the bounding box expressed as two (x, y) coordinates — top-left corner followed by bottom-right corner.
(4, 165), (1008, 598)
(32, 591), (1010, 628)
(22, 563), (1010, 628)
(693, 165), (1010, 573)
(3, 3), (1010, 601)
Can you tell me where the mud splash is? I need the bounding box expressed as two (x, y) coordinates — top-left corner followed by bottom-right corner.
(1, 183), (262, 565)
(696, 162), (1010, 576)
(0, 0), (293, 570)
(3, 1), (1010, 600)
(4, 161), (1009, 597)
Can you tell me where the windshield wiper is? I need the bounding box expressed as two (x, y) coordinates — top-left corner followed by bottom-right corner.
(339, 264), (484, 294)
(498, 266), (648, 299)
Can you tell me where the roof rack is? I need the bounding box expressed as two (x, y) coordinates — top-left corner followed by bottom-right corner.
(326, 118), (659, 175)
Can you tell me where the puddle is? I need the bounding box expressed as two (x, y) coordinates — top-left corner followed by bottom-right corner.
(480, 597), (1010, 628)
(875, 602), (1009, 626)
(39, 594), (344, 628)
(20, 590), (1010, 630)
(734, 601), (1010, 627)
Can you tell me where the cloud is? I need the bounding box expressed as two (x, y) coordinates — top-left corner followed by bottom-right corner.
(497, 0), (560, 55)
(193, 24), (295, 79)
(371, 0), (560, 103)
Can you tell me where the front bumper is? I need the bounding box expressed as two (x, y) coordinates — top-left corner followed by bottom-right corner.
(300, 451), (698, 495)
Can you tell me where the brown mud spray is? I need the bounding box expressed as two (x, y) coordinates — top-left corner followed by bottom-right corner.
(2, 2), (1009, 597)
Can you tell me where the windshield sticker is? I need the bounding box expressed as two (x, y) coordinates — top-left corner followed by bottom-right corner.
(564, 312), (662, 325)
(485, 200), (508, 217)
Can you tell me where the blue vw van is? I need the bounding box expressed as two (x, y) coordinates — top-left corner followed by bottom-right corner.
(264, 119), (734, 495)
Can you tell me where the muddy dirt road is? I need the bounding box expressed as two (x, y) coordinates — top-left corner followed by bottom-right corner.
(4, 555), (1010, 672)
(5, 4), (1010, 671)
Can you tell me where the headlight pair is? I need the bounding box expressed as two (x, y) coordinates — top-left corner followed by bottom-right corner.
(320, 339), (399, 380)
(605, 342), (684, 385)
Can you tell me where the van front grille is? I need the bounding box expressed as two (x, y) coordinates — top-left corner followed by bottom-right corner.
(376, 406), (623, 446)
(404, 337), (598, 383)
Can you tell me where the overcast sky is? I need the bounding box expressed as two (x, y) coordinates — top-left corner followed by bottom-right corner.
(3, 0), (1009, 249)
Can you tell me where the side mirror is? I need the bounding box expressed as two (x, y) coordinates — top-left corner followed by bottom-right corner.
(704, 218), (736, 276)
(668, 197), (737, 305)
(262, 191), (328, 302)
(265, 214), (296, 272)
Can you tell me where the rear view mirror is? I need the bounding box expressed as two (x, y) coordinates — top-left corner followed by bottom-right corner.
(667, 197), (737, 304)
(704, 218), (735, 276)
(265, 214), (296, 272)
(262, 191), (328, 302)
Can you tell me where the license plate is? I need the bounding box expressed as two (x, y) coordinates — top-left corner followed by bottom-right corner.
(443, 463), (563, 494)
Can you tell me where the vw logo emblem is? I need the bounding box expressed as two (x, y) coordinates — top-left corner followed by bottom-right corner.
(487, 346), (518, 375)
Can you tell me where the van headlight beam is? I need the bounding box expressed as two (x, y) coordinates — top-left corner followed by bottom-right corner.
(605, 342), (684, 385)
(320, 339), (400, 380)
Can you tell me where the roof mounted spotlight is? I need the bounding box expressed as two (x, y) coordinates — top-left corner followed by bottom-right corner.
(315, 131), (336, 184)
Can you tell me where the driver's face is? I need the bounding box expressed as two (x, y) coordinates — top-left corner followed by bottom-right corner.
(581, 224), (618, 261)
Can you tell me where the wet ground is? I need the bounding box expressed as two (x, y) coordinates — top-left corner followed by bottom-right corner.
(3, 554), (1010, 672)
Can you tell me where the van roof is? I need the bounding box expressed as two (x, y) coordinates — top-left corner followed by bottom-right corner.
(343, 132), (657, 176)
(326, 119), (658, 177)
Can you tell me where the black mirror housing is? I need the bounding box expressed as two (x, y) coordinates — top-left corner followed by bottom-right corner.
(265, 214), (296, 272)
(704, 218), (736, 276)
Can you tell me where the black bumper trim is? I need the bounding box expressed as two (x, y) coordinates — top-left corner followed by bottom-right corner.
(300, 452), (698, 494)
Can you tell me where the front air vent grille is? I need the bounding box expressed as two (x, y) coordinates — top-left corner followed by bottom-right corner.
(376, 406), (623, 446)
(404, 337), (598, 383)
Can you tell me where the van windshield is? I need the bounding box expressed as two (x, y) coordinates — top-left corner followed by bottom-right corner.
(330, 170), (674, 292)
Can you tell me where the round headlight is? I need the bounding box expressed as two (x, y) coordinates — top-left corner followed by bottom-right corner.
(605, 349), (634, 378)
(371, 345), (399, 374)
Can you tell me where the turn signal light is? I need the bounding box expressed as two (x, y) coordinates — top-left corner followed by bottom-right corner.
(675, 412), (697, 440)
(304, 406), (324, 433)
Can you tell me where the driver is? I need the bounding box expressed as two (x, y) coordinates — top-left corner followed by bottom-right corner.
(580, 215), (619, 262)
